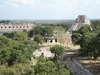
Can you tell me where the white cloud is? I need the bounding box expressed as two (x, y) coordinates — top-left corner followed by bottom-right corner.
(0, 0), (100, 19)
(20, 0), (36, 5)
(11, 3), (20, 8)
(1, 0), (100, 10)
(5, 1), (20, 8)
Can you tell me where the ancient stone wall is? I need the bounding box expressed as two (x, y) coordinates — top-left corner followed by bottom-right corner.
(0, 23), (34, 33)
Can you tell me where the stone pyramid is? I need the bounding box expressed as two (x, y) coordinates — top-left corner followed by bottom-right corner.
(68, 15), (91, 31)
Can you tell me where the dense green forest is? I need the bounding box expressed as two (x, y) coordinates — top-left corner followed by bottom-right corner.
(0, 23), (71, 75)
(0, 20), (100, 75)
(71, 20), (100, 59)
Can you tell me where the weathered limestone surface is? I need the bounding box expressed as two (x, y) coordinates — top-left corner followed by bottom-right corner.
(68, 15), (91, 31)
(66, 58), (93, 75)
(33, 47), (54, 58)
(0, 23), (34, 33)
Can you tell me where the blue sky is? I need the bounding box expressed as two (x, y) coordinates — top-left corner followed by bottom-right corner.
(0, 0), (100, 20)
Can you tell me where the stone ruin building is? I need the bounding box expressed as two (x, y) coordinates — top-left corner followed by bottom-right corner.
(68, 15), (91, 31)
(0, 23), (34, 33)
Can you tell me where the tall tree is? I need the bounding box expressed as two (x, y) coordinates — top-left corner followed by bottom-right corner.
(71, 24), (100, 59)
(34, 34), (43, 44)
(33, 26), (43, 35)
(34, 61), (56, 75)
(42, 26), (53, 37)
(91, 20), (100, 30)
(3, 32), (15, 38)
(71, 32), (82, 45)
(72, 24), (91, 47)
(78, 24), (91, 34)
(50, 45), (65, 62)
(13, 32), (28, 41)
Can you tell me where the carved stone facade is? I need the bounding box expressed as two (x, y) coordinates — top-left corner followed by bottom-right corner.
(0, 23), (34, 33)
(68, 15), (91, 31)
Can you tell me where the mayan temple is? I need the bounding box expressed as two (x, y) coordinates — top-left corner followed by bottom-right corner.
(68, 15), (91, 31)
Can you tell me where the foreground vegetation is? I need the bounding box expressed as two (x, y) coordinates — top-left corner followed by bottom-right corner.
(1, 19), (100, 75)
(72, 20), (100, 59)
(0, 36), (70, 75)
(71, 20), (100, 75)
(0, 23), (71, 75)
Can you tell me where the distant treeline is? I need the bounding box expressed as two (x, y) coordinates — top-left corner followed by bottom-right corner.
(0, 20), (10, 24)
(0, 20), (74, 24)
(41, 23), (72, 30)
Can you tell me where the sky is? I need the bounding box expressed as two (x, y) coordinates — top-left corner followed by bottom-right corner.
(0, 0), (100, 20)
